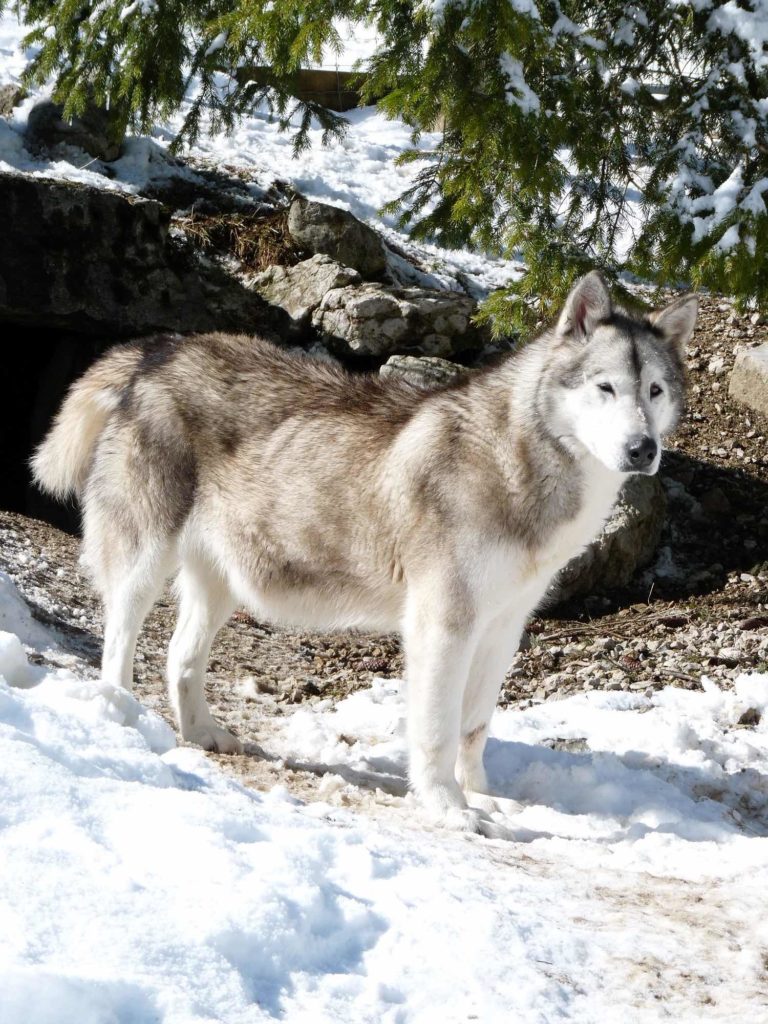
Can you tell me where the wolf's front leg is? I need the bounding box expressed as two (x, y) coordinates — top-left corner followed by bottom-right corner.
(402, 589), (482, 831)
(455, 613), (525, 797)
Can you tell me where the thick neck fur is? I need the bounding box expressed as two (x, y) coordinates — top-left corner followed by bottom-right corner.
(412, 331), (623, 554)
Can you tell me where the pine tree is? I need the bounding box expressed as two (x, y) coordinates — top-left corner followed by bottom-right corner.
(365, 0), (768, 329)
(3, 0), (767, 330)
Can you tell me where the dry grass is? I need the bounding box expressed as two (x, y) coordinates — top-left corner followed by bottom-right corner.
(176, 209), (300, 273)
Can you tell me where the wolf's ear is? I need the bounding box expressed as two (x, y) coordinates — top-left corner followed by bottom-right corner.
(556, 271), (612, 341)
(650, 294), (698, 353)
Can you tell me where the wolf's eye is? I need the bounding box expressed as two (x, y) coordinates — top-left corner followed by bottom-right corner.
(597, 382), (615, 395)
(650, 383), (663, 398)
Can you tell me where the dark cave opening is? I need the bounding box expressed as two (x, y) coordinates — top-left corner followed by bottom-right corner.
(1, 324), (114, 535)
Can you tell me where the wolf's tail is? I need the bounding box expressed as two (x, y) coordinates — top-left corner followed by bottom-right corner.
(31, 345), (140, 500)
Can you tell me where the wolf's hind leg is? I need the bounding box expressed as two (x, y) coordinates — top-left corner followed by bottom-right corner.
(98, 543), (175, 692)
(167, 557), (240, 754)
(455, 614), (524, 797)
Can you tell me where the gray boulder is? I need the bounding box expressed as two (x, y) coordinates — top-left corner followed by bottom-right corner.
(380, 354), (467, 388)
(555, 475), (667, 601)
(0, 172), (280, 337)
(287, 196), (387, 279)
(0, 83), (25, 118)
(25, 98), (126, 162)
(313, 283), (482, 358)
(729, 343), (768, 419)
(248, 255), (361, 329)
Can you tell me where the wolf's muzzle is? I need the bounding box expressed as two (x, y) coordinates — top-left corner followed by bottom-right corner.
(623, 435), (658, 473)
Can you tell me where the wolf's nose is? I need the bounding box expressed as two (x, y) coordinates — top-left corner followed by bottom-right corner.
(627, 436), (657, 467)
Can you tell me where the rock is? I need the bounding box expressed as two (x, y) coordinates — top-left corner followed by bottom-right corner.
(707, 354), (726, 375)
(379, 354), (467, 388)
(313, 283), (483, 358)
(700, 485), (732, 518)
(248, 254), (361, 330)
(0, 172), (280, 337)
(729, 344), (768, 419)
(739, 615), (768, 630)
(0, 83), (25, 118)
(554, 475), (667, 601)
(25, 97), (127, 162)
(287, 196), (387, 278)
(737, 707), (761, 727)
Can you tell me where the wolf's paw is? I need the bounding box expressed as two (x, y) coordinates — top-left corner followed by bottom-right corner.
(468, 792), (525, 818)
(429, 805), (486, 833)
(467, 792), (501, 816)
(475, 816), (516, 841)
(187, 724), (243, 755)
(426, 805), (514, 840)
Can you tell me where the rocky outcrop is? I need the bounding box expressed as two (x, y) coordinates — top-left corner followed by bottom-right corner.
(0, 169), (481, 359)
(24, 98), (126, 163)
(248, 255), (361, 330)
(248, 245), (484, 360)
(287, 196), (387, 279)
(0, 172), (281, 337)
(555, 475), (667, 601)
(313, 283), (483, 358)
(379, 353), (467, 388)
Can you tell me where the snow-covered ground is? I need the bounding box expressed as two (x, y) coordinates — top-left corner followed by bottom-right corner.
(2, 568), (768, 1023)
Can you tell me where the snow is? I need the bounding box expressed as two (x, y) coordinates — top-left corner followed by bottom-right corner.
(499, 53), (541, 115)
(707, 0), (768, 72)
(613, 17), (637, 46)
(0, 11), (28, 85)
(2, 572), (768, 1021)
(0, 570), (62, 651)
(715, 222), (740, 253)
(551, 13), (606, 51)
(425, 0), (541, 19)
(509, 0), (542, 19)
(321, 21), (382, 70)
(687, 164), (745, 244)
(743, 177), (768, 217)
(204, 31), (229, 59)
(273, 674), (768, 867)
(620, 76), (641, 95)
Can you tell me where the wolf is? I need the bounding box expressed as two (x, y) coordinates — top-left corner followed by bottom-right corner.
(32, 272), (696, 833)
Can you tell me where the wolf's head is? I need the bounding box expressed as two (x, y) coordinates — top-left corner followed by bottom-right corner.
(545, 272), (697, 475)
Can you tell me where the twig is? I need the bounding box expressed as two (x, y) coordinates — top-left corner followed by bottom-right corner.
(654, 666), (701, 685)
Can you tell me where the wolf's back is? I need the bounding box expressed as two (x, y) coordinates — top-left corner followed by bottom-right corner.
(31, 344), (141, 500)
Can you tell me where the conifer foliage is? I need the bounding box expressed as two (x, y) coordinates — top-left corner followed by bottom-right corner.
(5, 0), (768, 328)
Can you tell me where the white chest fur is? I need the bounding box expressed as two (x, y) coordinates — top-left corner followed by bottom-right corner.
(474, 463), (624, 625)
(534, 462), (624, 579)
